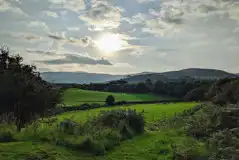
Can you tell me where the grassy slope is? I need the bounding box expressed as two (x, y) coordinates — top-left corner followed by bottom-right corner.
(0, 102), (202, 160)
(63, 88), (171, 106)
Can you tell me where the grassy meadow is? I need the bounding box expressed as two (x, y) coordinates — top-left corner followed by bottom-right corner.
(58, 102), (198, 123)
(0, 102), (206, 160)
(63, 88), (171, 106)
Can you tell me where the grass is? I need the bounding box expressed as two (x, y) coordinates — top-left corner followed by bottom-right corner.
(57, 102), (198, 123)
(0, 102), (205, 160)
(0, 131), (206, 160)
(63, 88), (171, 106)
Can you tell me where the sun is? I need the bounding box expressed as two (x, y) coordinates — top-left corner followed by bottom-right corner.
(95, 33), (123, 53)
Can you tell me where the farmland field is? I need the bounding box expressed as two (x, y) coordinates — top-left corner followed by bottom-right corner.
(63, 88), (172, 106)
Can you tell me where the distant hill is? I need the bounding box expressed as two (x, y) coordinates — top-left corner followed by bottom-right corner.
(41, 68), (238, 84)
(125, 68), (238, 84)
(41, 72), (124, 84)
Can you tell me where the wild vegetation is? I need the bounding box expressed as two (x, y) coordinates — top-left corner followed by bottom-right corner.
(0, 47), (239, 160)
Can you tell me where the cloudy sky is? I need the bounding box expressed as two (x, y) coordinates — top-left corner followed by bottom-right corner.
(0, 0), (239, 74)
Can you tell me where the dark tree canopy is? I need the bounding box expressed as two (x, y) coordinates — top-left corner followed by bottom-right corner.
(105, 95), (115, 105)
(0, 47), (62, 130)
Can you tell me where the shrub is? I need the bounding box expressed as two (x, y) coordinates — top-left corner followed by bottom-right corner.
(79, 137), (105, 155)
(209, 129), (239, 160)
(114, 101), (127, 105)
(91, 103), (101, 109)
(80, 103), (92, 110)
(58, 119), (78, 134)
(119, 122), (134, 139)
(95, 109), (145, 135)
(0, 131), (14, 142)
(103, 130), (121, 150)
(0, 123), (16, 142)
(105, 95), (115, 105)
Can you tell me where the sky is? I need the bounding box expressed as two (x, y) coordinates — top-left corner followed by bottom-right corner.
(0, 0), (239, 74)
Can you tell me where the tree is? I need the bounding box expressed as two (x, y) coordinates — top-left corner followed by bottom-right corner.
(105, 95), (115, 105)
(135, 83), (149, 93)
(0, 47), (62, 131)
(145, 78), (153, 91)
(153, 80), (165, 94)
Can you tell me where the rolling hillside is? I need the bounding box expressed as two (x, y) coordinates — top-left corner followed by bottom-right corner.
(40, 68), (237, 84)
(41, 72), (124, 84)
(125, 68), (238, 84)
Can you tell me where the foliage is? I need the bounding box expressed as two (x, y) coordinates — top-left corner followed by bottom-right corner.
(105, 95), (115, 105)
(184, 85), (209, 101)
(153, 78), (214, 99)
(94, 109), (145, 135)
(135, 82), (150, 93)
(79, 137), (105, 155)
(161, 102), (239, 160)
(205, 78), (239, 105)
(0, 47), (62, 130)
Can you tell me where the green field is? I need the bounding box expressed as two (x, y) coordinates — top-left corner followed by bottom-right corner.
(58, 102), (198, 123)
(0, 102), (204, 160)
(63, 88), (170, 106)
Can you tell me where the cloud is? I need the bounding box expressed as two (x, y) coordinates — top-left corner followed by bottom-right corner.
(42, 10), (59, 18)
(47, 32), (95, 47)
(0, 0), (28, 16)
(27, 21), (50, 34)
(37, 54), (112, 65)
(122, 13), (146, 24)
(80, 1), (122, 30)
(48, 0), (85, 12)
(26, 48), (56, 55)
(47, 33), (65, 40)
(0, 31), (41, 41)
(140, 0), (239, 36)
(67, 27), (81, 31)
(136, 0), (155, 3)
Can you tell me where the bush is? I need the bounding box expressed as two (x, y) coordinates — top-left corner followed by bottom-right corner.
(0, 123), (16, 142)
(119, 122), (134, 139)
(79, 137), (105, 155)
(58, 119), (78, 134)
(114, 101), (127, 105)
(91, 103), (101, 109)
(0, 131), (14, 142)
(95, 109), (145, 135)
(209, 129), (239, 160)
(103, 130), (121, 150)
(80, 103), (92, 110)
(105, 95), (115, 105)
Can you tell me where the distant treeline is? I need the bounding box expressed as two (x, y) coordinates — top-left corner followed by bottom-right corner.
(54, 77), (239, 104)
